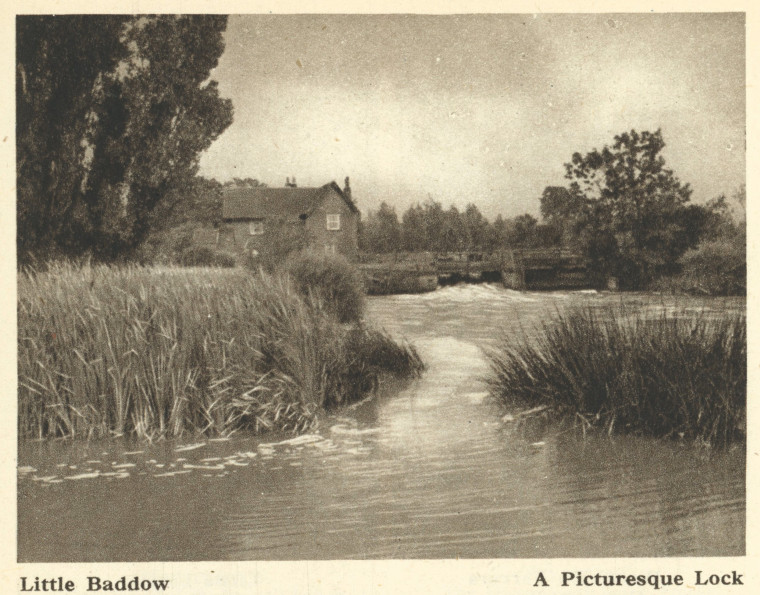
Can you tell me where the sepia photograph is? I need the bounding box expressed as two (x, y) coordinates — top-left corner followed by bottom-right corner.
(10, 3), (751, 590)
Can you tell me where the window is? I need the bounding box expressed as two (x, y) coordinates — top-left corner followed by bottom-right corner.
(326, 214), (341, 230)
(324, 244), (337, 255)
(249, 221), (264, 235)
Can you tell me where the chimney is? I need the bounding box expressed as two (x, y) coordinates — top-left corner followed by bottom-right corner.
(343, 176), (352, 201)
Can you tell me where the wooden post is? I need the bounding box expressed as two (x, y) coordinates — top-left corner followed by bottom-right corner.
(501, 250), (526, 290)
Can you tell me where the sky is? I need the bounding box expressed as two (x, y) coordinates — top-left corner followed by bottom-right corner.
(198, 13), (745, 220)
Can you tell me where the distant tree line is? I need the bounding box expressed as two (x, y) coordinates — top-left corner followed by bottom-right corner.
(17, 15), (233, 264)
(359, 201), (561, 255)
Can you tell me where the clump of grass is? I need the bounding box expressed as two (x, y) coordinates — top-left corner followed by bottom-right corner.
(486, 305), (746, 448)
(17, 263), (422, 441)
(323, 326), (424, 405)
(284, 251), (365, 323)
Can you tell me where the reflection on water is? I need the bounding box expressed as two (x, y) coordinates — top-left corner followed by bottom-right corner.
(18, 285), (745, 561)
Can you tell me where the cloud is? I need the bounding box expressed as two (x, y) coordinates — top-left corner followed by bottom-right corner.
(200, 13), (744, 220)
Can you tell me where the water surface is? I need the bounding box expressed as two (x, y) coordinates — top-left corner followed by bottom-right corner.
(18, 286), (745, 561)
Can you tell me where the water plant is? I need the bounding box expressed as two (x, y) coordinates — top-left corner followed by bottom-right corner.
(486, 305), (746, 447)
(17, 263), (423, 441)
(283, 251), (366, 323)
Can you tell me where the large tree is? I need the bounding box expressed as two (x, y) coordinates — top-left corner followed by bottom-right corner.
(17, 15), (233, 262)
(552, 129), (704, 288)
(17, 16), (130, 260)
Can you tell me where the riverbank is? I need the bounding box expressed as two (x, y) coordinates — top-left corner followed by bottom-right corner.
(486, 304), (746, 448)
(17, 263), (423, 441)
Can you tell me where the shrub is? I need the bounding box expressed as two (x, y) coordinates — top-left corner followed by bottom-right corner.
(673, 237), (745, 296)
(284, 251), (365, 323)
(486, 305), (746, 448)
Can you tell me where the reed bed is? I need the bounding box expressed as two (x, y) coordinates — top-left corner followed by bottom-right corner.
(18, 263), (423, 441)
(486, 305), (746, 448)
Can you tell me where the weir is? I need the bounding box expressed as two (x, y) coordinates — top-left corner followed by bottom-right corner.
(499, 249), (589, 290)
(359, 249), (591, 293)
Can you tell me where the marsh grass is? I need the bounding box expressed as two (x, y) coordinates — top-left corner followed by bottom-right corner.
(486, 305), (746, 448)
(18, 263), (422, 441)
(284, 251), (365, 323)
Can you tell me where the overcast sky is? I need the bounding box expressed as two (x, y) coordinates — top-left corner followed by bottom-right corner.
(198, 13), (745, 219)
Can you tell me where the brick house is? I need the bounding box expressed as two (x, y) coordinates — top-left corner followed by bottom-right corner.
(220, 178), (359, 261)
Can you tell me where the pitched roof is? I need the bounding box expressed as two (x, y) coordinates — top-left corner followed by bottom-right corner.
(222, 182), (358, 220)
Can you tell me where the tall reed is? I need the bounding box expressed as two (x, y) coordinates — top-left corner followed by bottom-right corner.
(486, 305), (746, 447)
(18, 263), (422, 441)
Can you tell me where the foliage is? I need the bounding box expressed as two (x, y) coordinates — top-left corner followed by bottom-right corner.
(655, 185), (746, 296)
(17, 264), (422, 441)
(223, 177), (266, 188)
(241, 219), (307, 273)
(151, 176), (225, 230)
(359, 202), (402, 253)
(673, 239), (746, 296)
(486, 305), (746, 448)
(540, 186), (585, 246)
(544, 129), (706, 288)
(17, 16), (130, 261)
(135, 176), (229, 264)
(510, 214), (538, 247)
(17, 16), (233, 263)
(284, 251), (365, 323)
(361, 199), (559, 254)
(462, 203), (490, 250)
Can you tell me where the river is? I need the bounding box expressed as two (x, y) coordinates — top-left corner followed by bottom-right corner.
(17, 285), (745, 561)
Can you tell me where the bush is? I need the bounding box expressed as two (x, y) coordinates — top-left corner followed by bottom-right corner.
(671, 238), (745, 296)
(486, 305), (746, 448)
(284, 251), (365, 323)
(17, 263), (421, 440)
